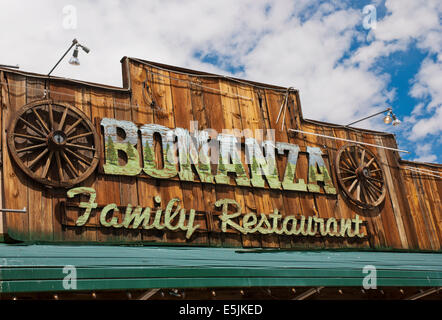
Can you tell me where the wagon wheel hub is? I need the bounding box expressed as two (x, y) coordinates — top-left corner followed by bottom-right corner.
(7, 100), (100, 188)
(356, 166), (370, 179)
(47, 130), (67, 150)
(335, 143), (386, 209)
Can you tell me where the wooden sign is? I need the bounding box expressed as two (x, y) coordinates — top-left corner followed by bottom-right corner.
(0, 59), (440, 252)
(65, 187), (366, 240)
(100, 118), (337, 195)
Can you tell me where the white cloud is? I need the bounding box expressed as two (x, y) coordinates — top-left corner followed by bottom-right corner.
(349, 0), (442, 159)
(0, 0), (440, 161)
(410, 58), (442, 110)
(410, 105), (442, 141)
(413, 143), (438, 163)
(372, 0), (441, 48)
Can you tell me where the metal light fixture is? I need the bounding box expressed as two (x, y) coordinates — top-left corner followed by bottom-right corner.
(346, 107), (401, 127)
(68, 46), (80, 65)
(48, 39), (90, 76)
(383, 111), (393, 124)
(392, 114), (401, 126)
(69, 42), (90, 66)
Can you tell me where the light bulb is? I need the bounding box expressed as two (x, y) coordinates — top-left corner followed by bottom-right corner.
(383, 113), (392, 124)
(69, 47), (80, 65)
(392, 118), (401, 126)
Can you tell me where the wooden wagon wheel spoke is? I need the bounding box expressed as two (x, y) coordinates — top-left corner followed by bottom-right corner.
(360, 182), (368, 202)
(48, 103), (54, 131)
(367, 176), (383, 184)
(16, 143), (47, 153)
(32, 108), (50, 134)
(356, 183), (361, 201)
(336, 143), (386, 209)
(365, 157), (375, 168)
(13, 133), (47, 142)
(66, 132), (94, 142)
(364, 182), (376, 203)
(366, 179), (382, 195)
(341, 159), (355, 171)
(339, 166), (355, 174)
(360, 149), (366, 166)
(60, 150), (79, 178)
(342, 175), (357, 181)
(41, 151), (54, 178)
(65, 143), (96, 152)
(18, 117), (46, 137)
(7, 100), (100, 188)
(58, 106), (69, 131)
(344, 149), (358, 169)
(28, 148), (49, 169)
(55, 151), (64, 180)
(64, 148), (93, 166)
(65, 118), (84, 136)
(348, 179), (358, 193)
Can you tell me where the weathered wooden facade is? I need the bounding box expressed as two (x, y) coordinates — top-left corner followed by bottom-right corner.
(0, 57), (441, 252)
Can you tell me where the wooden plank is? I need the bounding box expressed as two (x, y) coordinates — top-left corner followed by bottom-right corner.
(0, 71), (6, 238)
(382, 136), (419, 249)
(25, 78), (52, 241)
(47, 82), (97, 242)
(226, 81), (261, 248)
(345, 131), (393, 249)
(147, 67), (188, 245)
(300, 122), (338, 250)
(47, 82), (78, 242)
(170, 71), (209, 245)
(128, 63), (162, 243)
(285, 95), (328, 250)
(402, 164), (433, 249)
(419, 172), (442, 249)
(2, 73), (29, 241)
(373, 135), (409, 249)
(408, 163), (440, 250)
(90, 90), (123, 243)
(114, 90), (141, 243)
(319, 125), (371, 249)
(261, 88), (297, 248)
(197, 77), (242, 247)
(113, 91), (139, 242)
(216, 79), (248, 248)
(0, 72), (5, 237)
(421, 166), (442, 248)
(188, 76), (221, 247)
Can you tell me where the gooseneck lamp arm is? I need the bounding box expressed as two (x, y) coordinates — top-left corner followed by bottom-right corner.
(345, 108), (392, 127)
(47, 39), (79, 77)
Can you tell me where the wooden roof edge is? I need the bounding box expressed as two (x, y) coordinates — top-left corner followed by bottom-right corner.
(125, 56), (298, 93)
(399, 159), (442, 169)
(0, 65), (131, 93)
(301, 118), (396, 138)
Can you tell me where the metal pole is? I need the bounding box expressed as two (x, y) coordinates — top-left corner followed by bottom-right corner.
(47, 39), (78, 77)
(346, 108), (391, 127)
(288, 128), (410, 153)
(0, 207), (27, 213)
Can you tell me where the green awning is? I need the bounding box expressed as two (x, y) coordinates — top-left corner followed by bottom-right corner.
(1, 244), (441, 293)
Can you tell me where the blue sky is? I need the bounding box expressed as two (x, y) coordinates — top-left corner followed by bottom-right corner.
(188, 0), (441, 163)
(0, 0), (441, 163)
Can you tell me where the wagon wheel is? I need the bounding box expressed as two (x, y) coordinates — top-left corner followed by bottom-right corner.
(7, 100), (100, 188)
(335, 143), (386, 209)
